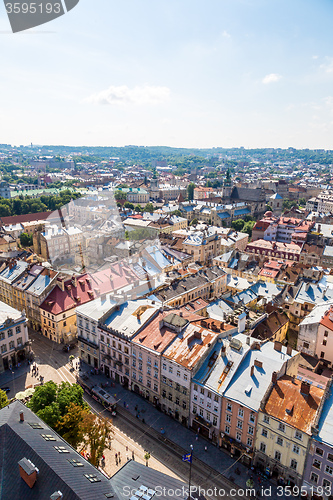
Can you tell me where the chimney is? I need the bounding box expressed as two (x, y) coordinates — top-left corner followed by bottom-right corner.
(50, 492), (63, 500)
(300, 381), (311, 396)
(18, 458), (39, 489)
(20, 411), (24, 422)
(250, 365), (254, 377)
(274, 341), (282, 352)
(286, 345), (292, 356)
(272, 371), (277, 385)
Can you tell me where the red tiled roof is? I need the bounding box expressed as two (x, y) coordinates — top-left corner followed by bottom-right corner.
(40, 263), (140, 315)
(0, 211), (52, 226)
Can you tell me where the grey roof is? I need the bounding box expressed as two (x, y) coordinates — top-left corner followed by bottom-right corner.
(0, 261), (29, 284)
(0, 300), (23, 326)
(230, 186), (266, 202)
(0, 401), (119, 500)
(315, 390), (333, 447)
(112, 459), (187, 500)
(323, 246), (333, 257)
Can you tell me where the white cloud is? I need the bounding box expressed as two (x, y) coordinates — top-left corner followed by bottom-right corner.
(86, 85), (170, 106)
(221, 30), (231, 38)
(262, 73), (282, 84)
(320, 58), (333, 74)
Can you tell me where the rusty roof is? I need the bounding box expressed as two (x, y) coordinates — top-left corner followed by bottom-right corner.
(264, 375), (324, 434)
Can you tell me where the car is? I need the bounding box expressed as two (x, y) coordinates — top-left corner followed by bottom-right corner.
(62, 343), (77, 352)
(0, 387), (10, 393)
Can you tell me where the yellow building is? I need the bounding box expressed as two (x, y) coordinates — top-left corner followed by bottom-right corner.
(254, 376), (325, 487)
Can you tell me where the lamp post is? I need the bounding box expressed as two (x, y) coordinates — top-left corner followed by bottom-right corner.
(188, 444), (193, 499)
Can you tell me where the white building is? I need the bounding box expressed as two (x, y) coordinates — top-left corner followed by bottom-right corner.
(297, 302), (333, 362)
(0, 302), (30, 373)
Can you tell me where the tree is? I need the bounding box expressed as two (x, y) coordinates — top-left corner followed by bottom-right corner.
(0, 389), (8, 409)
(124, 202), (134, 210)
(241, 220), (256, 237)
(231, 219), (245, 232)
(187, 183), (195, 201)
(299, 197), (306, 206)
(190, 218), (198, 227)
(56, 402), (88, 448)
(28, 381), (88, 431)
(114, 190), (126, 201)
(170, 210), (182, 217)
(20, 232), (33, 247)
(144, 202), (154, 213)
(265, 205), (273, 212)
(134, 204), (142, 212)
(79, 413), (113, 466)
(144, 452), (151, 467)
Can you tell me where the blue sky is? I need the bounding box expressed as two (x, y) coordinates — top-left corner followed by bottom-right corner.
(1, 0), (333, 149)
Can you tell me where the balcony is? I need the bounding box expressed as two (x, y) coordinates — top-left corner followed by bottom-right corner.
(77, 335), (98, 349)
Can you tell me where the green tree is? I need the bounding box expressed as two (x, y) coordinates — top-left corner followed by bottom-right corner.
(231, 219), (245, 232)
(144, 452), (151, 467)
(190, 218), (198, 227)
(56, 402), (88, 448)
(124, 202), (134, 210)
(0, 204), (11, 216)
(114, 190), (126, 201)
(144, 202), (154, 213)
(299, 197), (306, 206)
(79, 413), (113, 466)
(134, 204), (143, 212)
(170, 210), (182, 217)
(0, 389), (8, 409)
(20, 232), (33, 247)
(187, 182), (195, 201)
(241, 220), (256, 237)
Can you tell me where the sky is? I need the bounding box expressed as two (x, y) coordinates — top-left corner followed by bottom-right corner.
(1, 0), (333, 150)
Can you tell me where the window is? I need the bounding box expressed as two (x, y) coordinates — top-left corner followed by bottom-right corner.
(147, 367), (151, 375)
(238, 408), (244, 418)
(177, 370), (180, 377)
(162, 389), (166, 398)
(183, 401), (187, 409)
(0, 333), (4, 341)
(54, 446), (70, 453)
(147, 379), (151, 388)
(262, 428), (268, 438)
(227, 403), (232, 413)
(260, 443), (266, 453)
(138, 375), (143, 383)
(316, 447), (324, 456)
(328, 453), (333, 462)
(184, 374), (188, 381)
(41, 434), (56, 441)
(162, 363), (167, 370)
(147, 356), (151, 365)
(248, 426), (254, 435)
(1, 345), (7, 354)
(263, 415), (270, 424)
(310, 472), (319, 484)
(293, 445), (300, 455)
(206, 412), (210, 421)
(278, 423), (285, 432)
(7, 329), (12, 337)
(193, 405), (197, 414)
(290, 459), (297, 471)
(200, 397), (204, 405)
(199, 408), (203, 417)
(295, 431), (302, 440)
(214, 394), (218, 402)
(325, 465), (333, 476)
(303, 342), (310, 348)
(68, 459), (84, 467)
(9, 341), (14, 350)
(84, 474), (101, 483)
(16, 326), (21, 333)
(207, 391), (212, 399)
(323, 479), (331, 489)
(236, 432), (242, 442)
(162, 376), (166, 383)
(249, 413), (255, 423)
(169, 366), (173, 374)
(324, 330), (329, 337)
(194, 384), (198, 391)
(226, 414), (231, 423)
(247, 437), (253, 447)
(277, 437), (283, 446)
(321, 351), (325, 358)
(154, 384), (158, 392)
(313, 459), (321, 470)
(225, 425), (230, 434)
(200, 388), (204, 395)
(237, 420), (243, 430)
(323, 339), (327, 346)
(275, 451), (281, 462)
(213, 416), (217, 426)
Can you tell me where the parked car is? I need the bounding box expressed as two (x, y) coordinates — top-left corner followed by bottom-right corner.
(62, 343), (77, 352)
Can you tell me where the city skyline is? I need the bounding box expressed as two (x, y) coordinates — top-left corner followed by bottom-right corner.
(1, 0), (333, 149)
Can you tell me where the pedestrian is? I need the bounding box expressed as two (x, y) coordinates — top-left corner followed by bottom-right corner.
(195, 434), (198, 441)
(126, 454), (129, 461)
(123, 401), (126, 408)
(132, 451), (135, 460)
(204, 446), (207, 452)
(119, 455), (121, 464)
(126, 446), (128, 452)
